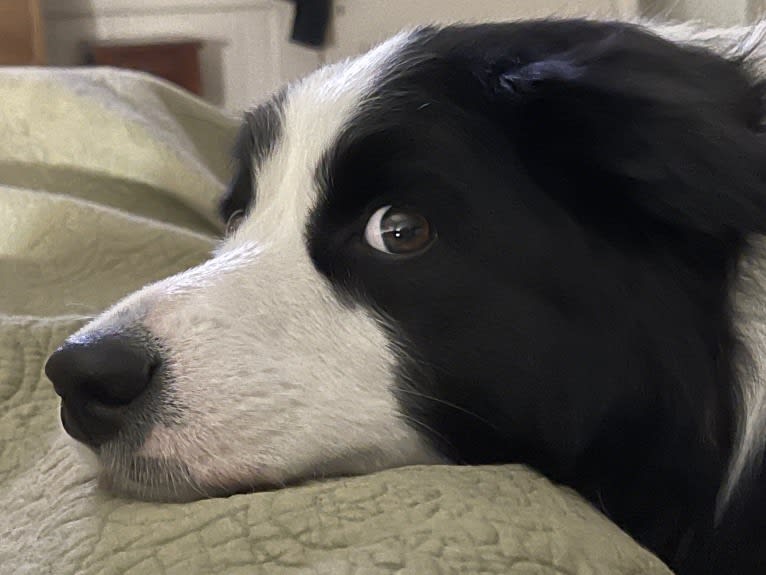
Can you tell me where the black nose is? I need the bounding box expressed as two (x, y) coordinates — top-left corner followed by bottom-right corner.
(45, 334), (157, 447)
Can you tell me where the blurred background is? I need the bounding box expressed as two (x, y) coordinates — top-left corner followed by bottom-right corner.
(1, 0), (765, 113)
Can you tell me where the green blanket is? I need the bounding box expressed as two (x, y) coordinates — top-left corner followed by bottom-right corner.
(0, 68), (671, 574)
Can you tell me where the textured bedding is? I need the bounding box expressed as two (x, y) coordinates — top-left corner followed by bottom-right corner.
(0, 68), (672, 574)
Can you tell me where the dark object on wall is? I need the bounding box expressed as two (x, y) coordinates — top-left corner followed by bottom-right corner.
(288, 0), (332, 47)
(88, 40), (203, 96)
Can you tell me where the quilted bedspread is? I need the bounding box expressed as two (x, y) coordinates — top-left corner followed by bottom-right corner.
(0, 68), (672, 574)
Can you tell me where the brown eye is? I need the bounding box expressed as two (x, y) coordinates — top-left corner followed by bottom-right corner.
(364, 205), (434, 255)
(225, 210), (245, 236)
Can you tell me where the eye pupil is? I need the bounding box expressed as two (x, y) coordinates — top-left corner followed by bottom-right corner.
(377, 208), (432, 253)
(364, 205), (435, 255)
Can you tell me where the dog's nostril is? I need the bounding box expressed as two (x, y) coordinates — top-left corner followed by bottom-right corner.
(45, 334), (158, 446)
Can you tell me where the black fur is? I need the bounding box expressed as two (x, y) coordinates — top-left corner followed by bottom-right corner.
(303, 21), (766, 574)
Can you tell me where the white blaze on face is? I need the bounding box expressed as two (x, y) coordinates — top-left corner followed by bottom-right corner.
(69, 30), (442, 497)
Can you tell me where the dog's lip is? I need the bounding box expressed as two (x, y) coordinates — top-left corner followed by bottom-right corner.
(59, 402), (90, 445)
(59, 398), (128, 448)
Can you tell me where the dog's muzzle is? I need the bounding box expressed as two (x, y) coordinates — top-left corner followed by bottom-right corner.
(45, 334), (158, 447)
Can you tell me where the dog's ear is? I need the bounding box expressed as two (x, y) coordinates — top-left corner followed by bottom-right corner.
(488, 25), (766, 240)
(219, 119), (256, 225)
(219, 96), (284, 226)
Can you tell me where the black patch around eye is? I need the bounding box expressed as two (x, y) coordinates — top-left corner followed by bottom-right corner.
(219, 91), (286, 225)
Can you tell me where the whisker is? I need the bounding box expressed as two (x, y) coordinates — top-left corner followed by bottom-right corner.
(398, 412), (455, 452)
(394, 386), (501, 433)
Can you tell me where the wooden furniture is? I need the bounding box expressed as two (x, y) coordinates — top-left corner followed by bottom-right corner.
(0, 0), (46, 65)
(88, 40), (203, 96)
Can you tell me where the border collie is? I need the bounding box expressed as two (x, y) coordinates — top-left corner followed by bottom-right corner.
(45, 19), (766, 574)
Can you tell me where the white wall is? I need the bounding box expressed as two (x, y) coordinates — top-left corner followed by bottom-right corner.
(42, 0), (321, 112)
(327, 0), (637, 61)
(45, 0), (758, 113)
(643, 0), (765, 24)
(674, 0), (750, 24)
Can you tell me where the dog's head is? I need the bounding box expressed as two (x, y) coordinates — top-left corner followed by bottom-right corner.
(46, 20), (766, 503)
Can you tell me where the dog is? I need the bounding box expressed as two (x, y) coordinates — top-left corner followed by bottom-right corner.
(44, 18), (766, 573)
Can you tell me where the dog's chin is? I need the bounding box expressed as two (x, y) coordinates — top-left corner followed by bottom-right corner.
(96, 458), (340, 503)
(91, 438), (438, 502)
(94, 452), (197, 501)
(91, 447), (239, 502)
(97, 471), (202, 502)
(92, 441), (319, 502)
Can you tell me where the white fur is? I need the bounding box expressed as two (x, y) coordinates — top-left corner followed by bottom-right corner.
(721, 236), (766, 515)
(69, 30), (443, 500)
(650, 20), (766, 515)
